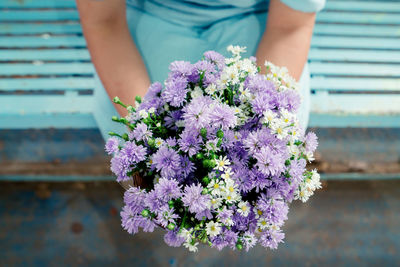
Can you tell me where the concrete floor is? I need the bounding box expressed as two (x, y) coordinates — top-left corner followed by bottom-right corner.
(1, 180), (399, 267)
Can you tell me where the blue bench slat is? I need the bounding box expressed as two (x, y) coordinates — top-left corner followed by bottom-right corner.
(309, 114), (400, 128)
(0, 0), (76, 8)
(313, 24), (400, 37)
(310, 62), (400, 77)
(317, 12), (400, 25)
(0, 63), (94, 75)
(325, 1), (400, 13)
(0, 95), (94, 114)
(0, 114), (97, 129)
(0, 49), (90, 61)
(310, 94), (400, 114)
(0, 23), (82, 34)
(0, 174), (113, 182)
(309, 49), (400, 63)
(0, 36), (86, 48)
(311, 77), (400, 91)
(1, 10), (79, 21)
(0, 78), (95, 91)
(311, 36), (400, 49)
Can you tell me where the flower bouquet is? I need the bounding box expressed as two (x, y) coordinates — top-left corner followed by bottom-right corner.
(106, 46), (321, 252)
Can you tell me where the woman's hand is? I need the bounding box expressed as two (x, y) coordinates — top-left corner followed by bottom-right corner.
(76, 0), (151, 116)
(256, 0), (316, 81)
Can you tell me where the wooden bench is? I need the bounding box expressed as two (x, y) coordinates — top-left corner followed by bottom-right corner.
(1, 0), (399, 180)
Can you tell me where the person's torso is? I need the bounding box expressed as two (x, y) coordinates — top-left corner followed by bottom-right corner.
(126, 0), (269, 28)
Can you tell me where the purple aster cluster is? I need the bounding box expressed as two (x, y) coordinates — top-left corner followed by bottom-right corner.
(107, 46), (320, 252)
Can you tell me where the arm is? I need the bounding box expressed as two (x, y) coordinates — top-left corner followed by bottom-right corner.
(255, 0), (316, 80)
(76, 0), (150, 116)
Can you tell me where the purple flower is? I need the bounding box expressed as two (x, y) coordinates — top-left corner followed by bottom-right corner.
(165, 137), (177, 147)
(245, 74), (276, 94)
(124, 186), (145, 209)
(164, 230), (185, 247)
(181, 184), (211, 214)
(203, 50), (225, 70)
(275, 89), (300, 113)
(144, 190), (167, 213)
(156, 206), (179, 227)
(183, 96), (212, 130)
(169, 60), (194, 78)
(105, 137), (119, 155)
(254, 146), (285, 176)
(257, 195), (288, 226)
(120, 205), (155, 234)
(154, 178), (182, 201)
(251, 91), (276, 115)
(288, 158), (306, 183)
(164, 110), (183, 130)
(194, 60), (218, 86)
(210, 228), (238, 250)
(178, 128), (202, 157)
(304, 131), (318, 153)
(209, 103), (237, 129)
(110, 142), (147, 182)
(152, 146), (180, 178)
(180, 155), (196, 178)
(259, 228), (285, 249)
(162, 76), (188, 107)
(132, 122), (152, 141)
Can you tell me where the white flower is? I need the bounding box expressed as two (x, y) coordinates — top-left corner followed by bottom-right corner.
(206, 221), (222, 237)
(227, 45), (246, 57)
(237, 201), (250, 217)
(270, 120), (289, 140)
(221, 168), (234, 180)
(183, 240), (199, 252)
(138, 109), (148, 119)
(191, 86), (203, 98)
(208, 179), (224, 196)
(262, 110), (277, 125)
(154, 138), (164, 148)
(210, 197), (223, 210)
(148, 107), (155, 114)
(253, 207), (264, 219)
(205, 83), (218, 95)
(175, 120), (185, 128)
(178, 228), (193, 242)
(215, 156), (231, 171)
(257, 217), (269, 230)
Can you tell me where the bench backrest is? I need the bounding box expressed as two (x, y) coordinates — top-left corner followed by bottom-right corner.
(1, 0), (399, 129)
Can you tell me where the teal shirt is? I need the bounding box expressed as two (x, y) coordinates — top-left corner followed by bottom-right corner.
(94, 0), (325, 139)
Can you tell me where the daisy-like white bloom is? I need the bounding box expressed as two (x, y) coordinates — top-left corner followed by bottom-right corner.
(280, 108), (294, 125)
(224, 65), (240, 85)
(237, 201), (250, 217)
(207, 179), (224, 196)
(148, 107), (156, 114)
(206, 221), (222, 237)
(190, 86), (203, 99)
(270, 120), (289, 140)
(257, 217), (269, 230)
(262, 109), (277, 125)
(210, 197), (223, 210)
(215, 156), (231, 171)
(227, 45), (246, 57)
(138, 109), (148, 119)
(253, 207), (264, 219)
(154, 138), (164, 148)
(222, 179), (240, 204)
(294, 169), (322, 202)
(220, 168), (234, 180)
(205, 83), (218, 95)
(184, 240), (199, 252)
